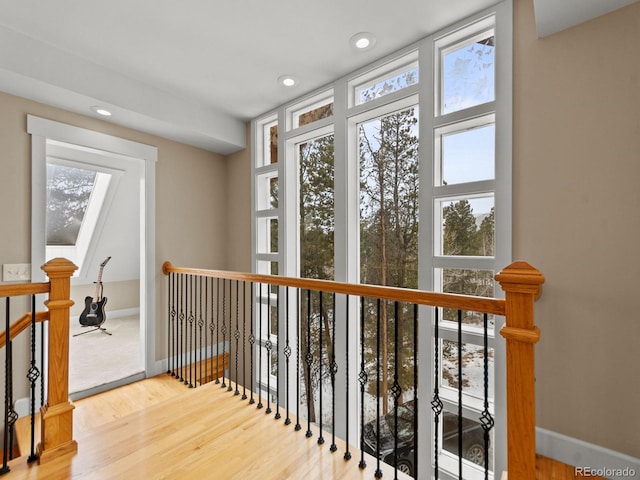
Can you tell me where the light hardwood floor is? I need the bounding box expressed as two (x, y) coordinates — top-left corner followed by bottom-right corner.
(9, 374), (599, 480)
(8, 374), (410, 480)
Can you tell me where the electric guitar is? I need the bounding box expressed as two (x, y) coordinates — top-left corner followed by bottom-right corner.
(79, 256), (111, 327)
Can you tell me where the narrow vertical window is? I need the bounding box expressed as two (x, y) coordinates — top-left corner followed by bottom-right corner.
(358, 105), (419, 421)
(299, 134), (335, 280)
(359, 106), (419, 288)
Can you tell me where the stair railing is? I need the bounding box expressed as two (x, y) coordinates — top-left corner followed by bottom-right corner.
(0, 258), (77, 473)
(163, 261), (543, 479)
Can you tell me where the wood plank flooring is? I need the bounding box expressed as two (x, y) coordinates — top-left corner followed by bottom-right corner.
(6, 374), (410, 480)
(8, 374), (600, 480)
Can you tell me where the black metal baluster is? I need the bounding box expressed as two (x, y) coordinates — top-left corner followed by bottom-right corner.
(221, 279), (228, 389)
(171, 272), (176, 377)
(227, 279), (233, 393)
(27, 294), (39, 463)
(317, 291), (324, 445)
(204, 277), (209, 384)
(188, 275), (195, 388)
(432, 307), (443, 480)
(208, 278), (215, 383)
(2, 298), (10, 474)
(413, 303), (419, 477)
(40, 305), (45, 410)
(391, 301), (402, 480)
(284, 287), (291, 425)
(274, 284), (280, 419)
(294, 288), (301, 431)
(167, 272), (173, 375)
(330, 293), (337, 452)
(358, 296), (367, 470)
(265, 283), (272, 414)
(242, 281), (248, 401)
(183, 274), (189, 384)
(374, 298), (382, 479)
(198, 276), (204, 387)
(215, 278), (221, 385)
(305, 289), (313, 438)
(480, 312), (494, 479)
(344, 294), (351, 460)
(457, 309), (463, 478)
(249, 282), (256, 405)
(235, 280), (240, 396)
(8, 318), (16, 461)
(257, 283), (264, 410)
(179, 274), (186, 383)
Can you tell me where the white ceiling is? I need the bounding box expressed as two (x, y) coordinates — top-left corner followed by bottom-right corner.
(0, 0), (635, 155)
(533, 0), (638, 38)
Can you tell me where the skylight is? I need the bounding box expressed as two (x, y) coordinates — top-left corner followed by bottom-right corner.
(46, 160), (113, 274)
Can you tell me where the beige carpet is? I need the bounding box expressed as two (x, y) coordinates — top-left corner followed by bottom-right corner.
(69, 314), (143, 394)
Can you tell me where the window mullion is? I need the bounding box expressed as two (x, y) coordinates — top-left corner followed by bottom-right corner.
(417, 32), (436, 480)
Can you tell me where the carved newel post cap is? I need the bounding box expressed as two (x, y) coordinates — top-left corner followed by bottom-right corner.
(41, 258), (78, 278)
(495, 261), (545, 296)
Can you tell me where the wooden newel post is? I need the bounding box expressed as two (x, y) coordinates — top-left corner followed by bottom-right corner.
(38, 258), (78, 463)
(496, 261), (544, 480)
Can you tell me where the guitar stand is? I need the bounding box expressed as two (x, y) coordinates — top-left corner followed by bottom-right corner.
(73, 325), (112, 336)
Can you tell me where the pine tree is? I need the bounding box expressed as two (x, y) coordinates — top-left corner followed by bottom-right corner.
(443, 199), (478, 256)
(359, 107), (419, 413)
(298, 134), (335, 422)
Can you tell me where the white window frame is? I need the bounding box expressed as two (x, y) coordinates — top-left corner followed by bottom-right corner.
(251, 3), (512, 478)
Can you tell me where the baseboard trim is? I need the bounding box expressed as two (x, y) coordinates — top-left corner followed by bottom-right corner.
(106, 307), (140, 319)
(537, 427), (640, 479)
(153, 342), (230, 379)
(69, 372), (146, 401)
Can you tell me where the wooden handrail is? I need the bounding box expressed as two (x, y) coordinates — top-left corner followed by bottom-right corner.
(162, 261), (506, 316)
(0, 282), (50, 298)
(0, 311), (49, 349)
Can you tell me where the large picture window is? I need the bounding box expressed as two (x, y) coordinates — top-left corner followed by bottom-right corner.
(252, 7), (511, 478)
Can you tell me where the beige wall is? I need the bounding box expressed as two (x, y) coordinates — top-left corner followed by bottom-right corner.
(224, 124), (252, 273)
(514, 0), (640, 457)
(0, 91), (229, 363)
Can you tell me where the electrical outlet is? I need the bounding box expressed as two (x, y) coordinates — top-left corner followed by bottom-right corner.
(3, 263), (31, 282)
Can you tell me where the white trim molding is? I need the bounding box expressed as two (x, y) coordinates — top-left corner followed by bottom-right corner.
(28, 115), (158, 381)
(537, 428), (640, 479)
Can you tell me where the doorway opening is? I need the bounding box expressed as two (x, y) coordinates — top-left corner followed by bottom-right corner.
(29, 116), (157, 400)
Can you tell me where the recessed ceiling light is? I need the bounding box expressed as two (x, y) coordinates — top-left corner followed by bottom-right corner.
(90, 106), (112, 116)
(350, 32), (376, 51)
(278, 75), (298, 87)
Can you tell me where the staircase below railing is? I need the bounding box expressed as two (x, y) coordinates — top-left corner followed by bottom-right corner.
(0, 258), (78, 473)
(163, 260), (544, 480)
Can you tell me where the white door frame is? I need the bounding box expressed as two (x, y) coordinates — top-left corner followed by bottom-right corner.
(28, 115), (157, 385)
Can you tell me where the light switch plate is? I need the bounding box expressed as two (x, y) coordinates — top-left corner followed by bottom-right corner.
(3, 263), (31, 281)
